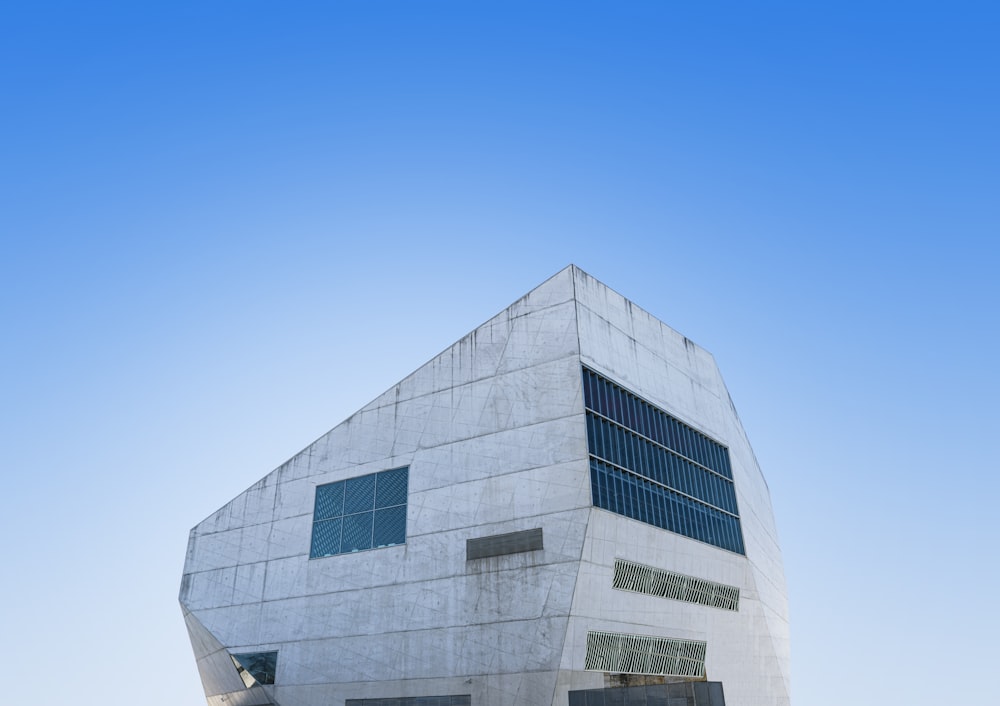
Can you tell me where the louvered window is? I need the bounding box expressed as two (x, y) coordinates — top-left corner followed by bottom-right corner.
(585, 631), (706, 678)
(613, 558), (739, 611)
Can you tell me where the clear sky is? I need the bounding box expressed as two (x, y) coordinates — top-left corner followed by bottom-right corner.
(1, 2), (997, 704)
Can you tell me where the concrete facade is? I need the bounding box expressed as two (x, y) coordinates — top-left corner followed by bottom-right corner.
(180, 266), (791, 706)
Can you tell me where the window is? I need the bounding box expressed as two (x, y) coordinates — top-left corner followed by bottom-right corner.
(230, 651), (277, 686)
(582, 367), (745, 554)
(310, 467), (408, 558)
(346, 697), (470, 706)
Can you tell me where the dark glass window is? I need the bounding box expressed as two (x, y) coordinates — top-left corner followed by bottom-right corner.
(374, 505), (407, 547)
(375, 466), (408, 507)
(346, 697), (471, 706)
(231, 651), (278, 686)
(314, 481), (344, 519)
(344, 474), (377, 514)
(582, 367), (745, 554)
(310, 467), (408, 558)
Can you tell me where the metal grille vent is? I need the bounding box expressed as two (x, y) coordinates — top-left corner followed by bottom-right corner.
(613, 558), (740, 612)
(585, 631), (706, 677)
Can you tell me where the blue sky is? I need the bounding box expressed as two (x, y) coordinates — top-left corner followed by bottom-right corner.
(1, 2), (997, 704)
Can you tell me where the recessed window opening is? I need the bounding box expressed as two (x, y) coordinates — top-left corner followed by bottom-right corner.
(230, 651), (277, 687)
(310, 467), (408, 558)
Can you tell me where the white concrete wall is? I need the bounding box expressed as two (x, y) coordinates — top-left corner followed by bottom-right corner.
(569, 267), (791, 706)
(183, 267), (593, 706)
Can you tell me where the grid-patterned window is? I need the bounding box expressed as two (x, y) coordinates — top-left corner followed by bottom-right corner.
(582, 367), (745, 554)
(346, 697), (470, 706)
(310, 467), (408, 558)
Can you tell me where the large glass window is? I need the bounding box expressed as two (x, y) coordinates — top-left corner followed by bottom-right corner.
(310, 467), (408, 558)
(582, 367), (745, 554)
(346, 697), (470, 706)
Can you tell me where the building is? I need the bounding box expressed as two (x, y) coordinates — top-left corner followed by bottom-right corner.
(180, 265), (791, 706)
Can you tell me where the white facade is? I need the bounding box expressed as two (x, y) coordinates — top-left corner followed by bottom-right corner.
(181, 265), (791, 706)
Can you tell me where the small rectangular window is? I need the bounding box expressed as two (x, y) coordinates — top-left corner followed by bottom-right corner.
(346, 697), (470, 706)
(230, 651), (278, 686)
(344, 474), (376, 514)
(310, 467), (408, 559)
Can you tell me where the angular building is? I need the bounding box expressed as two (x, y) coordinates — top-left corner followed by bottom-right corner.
(180, 266), (791, 706)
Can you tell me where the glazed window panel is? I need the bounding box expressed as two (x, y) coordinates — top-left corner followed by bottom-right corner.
(346, 697), (471, 706)
(373, 505), (407, 547)
(376, 467), (408, 508)
(310, 467), (408, 558)
(341, 512), (374, 552)
(586, 411), (738, 516)
(310, 517), (342, 557)
(231, 651), (278, 686)
(314, 481), (345, 520)
(583, 367), (745, 555)
(344, 474), (377, 514)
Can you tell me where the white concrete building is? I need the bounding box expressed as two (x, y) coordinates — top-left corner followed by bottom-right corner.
(180, 266), (791, 706)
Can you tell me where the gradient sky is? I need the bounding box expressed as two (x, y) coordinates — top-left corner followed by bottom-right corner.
(1, 3), (997, 705)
